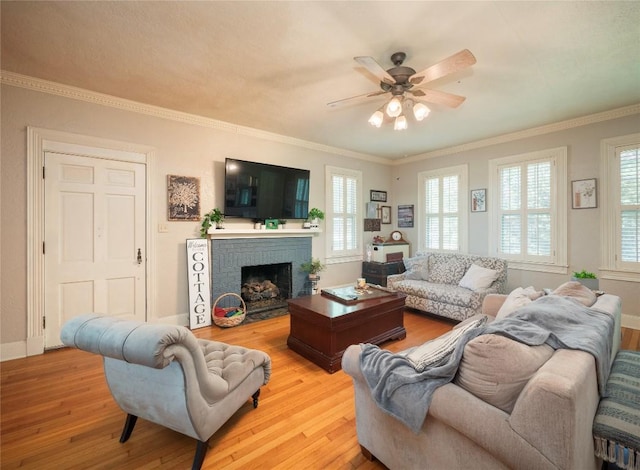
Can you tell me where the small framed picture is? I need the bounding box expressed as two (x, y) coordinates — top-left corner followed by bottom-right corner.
(397, 205), (414, 228)
(265, 218), (279, 229)
(370, 190), (387, 202)
(381, 206), (391, 224)
(572, 178), (597, 209)
(168, 175), (201, 221)
(366, 202), (379, 219)
(471, 189), (486, 212)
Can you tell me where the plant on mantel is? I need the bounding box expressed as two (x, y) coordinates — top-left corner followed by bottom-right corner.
(307, 208), (325, 221)
(200, 208), (224, 237)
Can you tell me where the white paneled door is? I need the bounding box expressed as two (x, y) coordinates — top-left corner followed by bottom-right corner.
(44, 152), (146, 348)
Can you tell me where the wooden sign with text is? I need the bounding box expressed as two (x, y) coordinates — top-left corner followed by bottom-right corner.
(186, 238), (212, 329)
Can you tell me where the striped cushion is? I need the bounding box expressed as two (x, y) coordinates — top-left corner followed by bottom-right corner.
(593, 350), (640, 470)
(404, 317), (486, 372)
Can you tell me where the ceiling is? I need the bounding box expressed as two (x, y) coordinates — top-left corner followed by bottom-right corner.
(2, 1), (639, 160)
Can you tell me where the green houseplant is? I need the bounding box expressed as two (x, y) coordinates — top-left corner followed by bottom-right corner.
(571, 269), (599, 290)
(200, 208), (224, 237)
(300, 258), (325, 279)
(308, 208), (325, 221)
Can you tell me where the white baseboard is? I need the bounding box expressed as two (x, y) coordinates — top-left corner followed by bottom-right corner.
(622, 313), (640, 330)
(1, 341), (27, 362)
(149, 313), (189, 327)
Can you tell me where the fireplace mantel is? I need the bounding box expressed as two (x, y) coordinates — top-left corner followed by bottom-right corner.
(207, 228), (321, 239)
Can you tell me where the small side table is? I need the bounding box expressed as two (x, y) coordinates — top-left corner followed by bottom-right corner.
(362, 261), (406, 287)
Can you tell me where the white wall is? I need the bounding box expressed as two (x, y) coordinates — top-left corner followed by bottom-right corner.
(0, 84), (392, 352)
(392, 113), (640, 326)
(2, 82), (639, 358)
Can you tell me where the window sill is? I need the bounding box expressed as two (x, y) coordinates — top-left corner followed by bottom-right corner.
(600, 269), (640, 283)
(507, 262), (568, 275)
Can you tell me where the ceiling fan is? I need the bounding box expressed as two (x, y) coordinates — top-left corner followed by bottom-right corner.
(328, 49), (476, 129)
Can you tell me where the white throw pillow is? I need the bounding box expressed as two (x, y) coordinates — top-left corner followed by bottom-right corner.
(403, 256), (429, 281)
(495, 286), (539, 320)
(458, 264), (499, 291)
(404, 317), (487, 372)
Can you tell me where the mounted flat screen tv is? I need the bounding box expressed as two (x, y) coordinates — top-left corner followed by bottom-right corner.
(224, 158), (310, 220)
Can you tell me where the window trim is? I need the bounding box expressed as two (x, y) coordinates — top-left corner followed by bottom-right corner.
(417, 164), (468, 253)
(600, 133), (640, 282)
(489, 147), (567, 274)
(325, 165), (363, 264)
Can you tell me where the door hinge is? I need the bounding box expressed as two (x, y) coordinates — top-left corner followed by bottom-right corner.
(43, 242), (45, 255)
(43, 166), (45, 179)
(42, 316), (46, 329)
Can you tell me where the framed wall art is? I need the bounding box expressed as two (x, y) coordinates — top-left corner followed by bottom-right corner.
(364, 218), (381, 232)
(168, 175), (201, 221)
(381, 205), (391, 224)
(370, 190), (387, 202)
(397, 204), (414, 228)
(572, 178), (597, 209)
(471, 189), (486, 212)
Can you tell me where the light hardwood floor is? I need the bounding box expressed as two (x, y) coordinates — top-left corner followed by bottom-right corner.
(1, 310), (639, 470)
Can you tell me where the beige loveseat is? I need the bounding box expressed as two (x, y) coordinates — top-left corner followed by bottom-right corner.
(342, 292), (622, 470)
(387, 252), (508, 322)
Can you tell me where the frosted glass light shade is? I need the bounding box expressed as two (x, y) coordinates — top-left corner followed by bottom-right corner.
(386, 97), (403, 118)
(368, 110), (384, 128)
(394, 115), (408, 130)
(413, 102), (431, 121)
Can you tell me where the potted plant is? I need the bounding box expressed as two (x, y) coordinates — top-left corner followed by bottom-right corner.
(300, 258), (325, 280)
(200, 208), (224, 237)
(571, 269), (599, 290)
(308, 208), (325, 228)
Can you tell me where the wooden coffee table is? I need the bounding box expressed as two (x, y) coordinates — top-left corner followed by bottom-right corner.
(286, 286), (406, 373)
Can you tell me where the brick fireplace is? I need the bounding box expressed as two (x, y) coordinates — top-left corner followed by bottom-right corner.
(210, 236), (312, 316)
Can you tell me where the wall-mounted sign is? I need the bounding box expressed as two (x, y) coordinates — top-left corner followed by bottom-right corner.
(186, 238), (211, 329)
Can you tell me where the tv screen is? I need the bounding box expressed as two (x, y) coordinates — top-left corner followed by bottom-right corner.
(224, 158), (310, 220)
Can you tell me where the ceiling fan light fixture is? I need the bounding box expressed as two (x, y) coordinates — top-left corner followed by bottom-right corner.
(368, 110), (384, 128)
(413, 102), (431, 121)
(386, 96), (403, 118)
(394, 115), (408, 131)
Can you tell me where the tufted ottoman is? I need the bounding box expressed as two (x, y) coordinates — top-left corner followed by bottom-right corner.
(593, 350), (640, 470)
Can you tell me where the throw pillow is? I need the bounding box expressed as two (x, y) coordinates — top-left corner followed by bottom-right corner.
(404, 317), (487, 372)
(403, 256), (429, 281)
(454, 334), (554, 413)
(495, 286), (540, 320)
(458, 264), (499, 291)
(552, 281), (597, 307)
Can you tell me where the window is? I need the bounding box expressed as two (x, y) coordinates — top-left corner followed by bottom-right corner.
(418, 165), (468, 252)
(601, 133), (640, 281)
(489, 147), (567, 273)
(325, 166), (362, 263)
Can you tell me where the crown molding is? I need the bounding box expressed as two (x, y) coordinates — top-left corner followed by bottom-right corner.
(3, 70), (638, 166)
(396, 103), (640, 165)
(0, 70), (386, 164)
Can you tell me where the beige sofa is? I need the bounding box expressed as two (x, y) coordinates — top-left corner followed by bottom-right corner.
(342, 293), (622, 470)
(387, 252), (508, 322)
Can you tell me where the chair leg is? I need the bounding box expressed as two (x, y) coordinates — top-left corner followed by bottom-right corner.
(119, 414), (138, 443)
(192, 440), (209, 470)
(252, 389), (260, 408)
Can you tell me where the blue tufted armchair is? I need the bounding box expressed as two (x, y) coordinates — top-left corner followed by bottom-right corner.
(61, 314), (271, 470)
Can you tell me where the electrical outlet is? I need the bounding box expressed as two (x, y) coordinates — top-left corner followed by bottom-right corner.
(158, 223), (169, 233)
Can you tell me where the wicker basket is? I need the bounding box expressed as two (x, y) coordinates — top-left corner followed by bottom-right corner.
(212, 293), (246, 328)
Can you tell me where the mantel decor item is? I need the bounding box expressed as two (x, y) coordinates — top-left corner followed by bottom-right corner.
(265, 219), (279, 230)
(168, 175), (201, 221)
(200, 208), (224, 237)
(370, 190), (387, 202)
(397, 204), (414, 228)
(471, 189), (486, 212)
(572, 178), (597, 209)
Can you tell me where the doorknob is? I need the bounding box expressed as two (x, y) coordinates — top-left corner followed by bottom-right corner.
(137, 248), (142, 265)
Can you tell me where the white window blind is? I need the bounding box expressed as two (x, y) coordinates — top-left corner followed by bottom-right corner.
(419, 165), (467, 253)
(620, 147), (639, 263)
(326, 166), (362, 262)
(601, 135), (640, 281)
(489, 147), (567, 273)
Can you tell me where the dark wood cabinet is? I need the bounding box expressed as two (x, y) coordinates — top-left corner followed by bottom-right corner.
(362, 261), (406, 287)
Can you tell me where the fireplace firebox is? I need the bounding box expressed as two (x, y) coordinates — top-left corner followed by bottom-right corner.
(241, 263), (292, 313)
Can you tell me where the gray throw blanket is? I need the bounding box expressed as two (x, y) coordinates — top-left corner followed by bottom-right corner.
(360, 295), (615, 433)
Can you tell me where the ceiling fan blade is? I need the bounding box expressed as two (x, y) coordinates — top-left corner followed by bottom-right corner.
(408, 89), (466, 108)
(327, 90), (388, 108)
(354, 56), (396, 85)
(409, 49), (476, 86)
